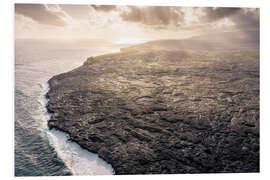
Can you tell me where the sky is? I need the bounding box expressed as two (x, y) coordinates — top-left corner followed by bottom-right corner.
(14, 4), (259, 43)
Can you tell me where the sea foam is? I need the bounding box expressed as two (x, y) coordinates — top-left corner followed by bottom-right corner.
(40, 82), (114, 175)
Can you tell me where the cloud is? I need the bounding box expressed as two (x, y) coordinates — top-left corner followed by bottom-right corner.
(202, 7), (259, 32)
(231, 9), (259, 31)
(88, 5), (259, 40)
(90, 5), (117, 12)
(197, 7), (259, 44)
(87, 5), (258, 33)
(60, 5), (92, 20)
(118, 6), (185, 28)
(202, 7), (241, 22)
(15, 4), (67, 26)
(230, 8), (259, 41)
(193, 7), (259, 36)
(14, 4), (259, 41)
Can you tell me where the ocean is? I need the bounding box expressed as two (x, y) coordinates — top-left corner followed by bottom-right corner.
(14, 39), (125, 176)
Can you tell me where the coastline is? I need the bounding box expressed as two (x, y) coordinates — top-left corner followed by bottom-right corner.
(44, 81), (115, 175)
(46, 40), (259, 174)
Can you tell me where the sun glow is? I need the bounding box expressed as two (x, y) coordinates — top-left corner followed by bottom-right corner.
(114, 37), (147, 45)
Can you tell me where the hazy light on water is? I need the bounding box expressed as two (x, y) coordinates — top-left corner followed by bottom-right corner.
(16, 39), (119, 176)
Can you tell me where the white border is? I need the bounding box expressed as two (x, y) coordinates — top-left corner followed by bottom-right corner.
(2, 0), (270, 180)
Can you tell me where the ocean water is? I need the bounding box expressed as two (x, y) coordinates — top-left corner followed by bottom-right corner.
(14, 39), (124, 176)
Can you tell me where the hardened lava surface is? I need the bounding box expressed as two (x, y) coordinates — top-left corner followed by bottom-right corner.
(47, 49), (259, 174)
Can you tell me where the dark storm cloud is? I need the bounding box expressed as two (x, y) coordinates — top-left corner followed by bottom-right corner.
(231, 8), (259, 40)
(202, 7), (259, 43)
(119, 6), (184, 28)
(231, 9), (259, 31)
(91, 5), (117, 12)
(203, 7), (241, 22)
(15, 4), (67, 26)
(203, 7), (259, 37)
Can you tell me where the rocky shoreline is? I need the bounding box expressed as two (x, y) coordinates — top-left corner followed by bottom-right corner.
(46, 41), (259, 174)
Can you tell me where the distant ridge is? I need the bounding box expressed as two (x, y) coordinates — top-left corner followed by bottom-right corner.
(124, 30), (259, 52)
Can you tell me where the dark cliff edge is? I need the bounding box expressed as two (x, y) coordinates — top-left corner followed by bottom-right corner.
(46, 37), (259, 174)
